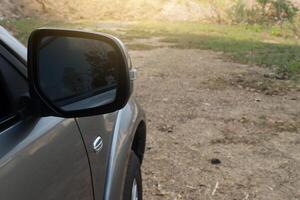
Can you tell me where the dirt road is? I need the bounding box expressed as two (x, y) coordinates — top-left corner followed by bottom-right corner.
(130, 44), (300, 199)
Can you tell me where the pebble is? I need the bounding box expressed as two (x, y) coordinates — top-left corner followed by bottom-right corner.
(211, 158), (221, 165)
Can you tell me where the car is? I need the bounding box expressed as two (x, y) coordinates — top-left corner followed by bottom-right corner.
(0, 26), (146, 200)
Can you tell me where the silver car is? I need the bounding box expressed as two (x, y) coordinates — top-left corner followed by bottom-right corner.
(0, 26), (146, 200)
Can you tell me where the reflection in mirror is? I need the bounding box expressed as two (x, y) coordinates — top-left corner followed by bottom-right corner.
(37, 36), (120, 111)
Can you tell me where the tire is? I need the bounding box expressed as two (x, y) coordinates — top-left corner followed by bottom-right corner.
(123, 151), (143, 200)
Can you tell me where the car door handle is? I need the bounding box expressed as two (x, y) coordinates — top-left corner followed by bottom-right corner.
(93, 136), (103, 153)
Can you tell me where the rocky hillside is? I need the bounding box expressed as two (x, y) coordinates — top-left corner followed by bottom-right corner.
(0, 0), (227, 21)
(0, 0), (299, 21)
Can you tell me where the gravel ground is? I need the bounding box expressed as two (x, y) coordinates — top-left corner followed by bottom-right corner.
(130, 46), (300, 200)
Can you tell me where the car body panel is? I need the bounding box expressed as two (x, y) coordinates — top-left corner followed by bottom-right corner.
(0, 117), (94, 200)
(104, 98), (145, 200)
(0, 26), (146, 200)
(75, 112), (118, 200)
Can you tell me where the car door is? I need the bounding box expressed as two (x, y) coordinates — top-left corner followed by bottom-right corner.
(0, 50), (94, 200)
(76, 112), (118, 200)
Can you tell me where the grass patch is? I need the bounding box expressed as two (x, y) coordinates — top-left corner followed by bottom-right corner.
(0, 18), (142, 45)
(202, 72), (300, 95)
(230, 72), (300, 95)
(126, 43), (161, 50)
(125, 21), (300, 79)
(1, 18), (300, 79)
(0, 18), (76, 45)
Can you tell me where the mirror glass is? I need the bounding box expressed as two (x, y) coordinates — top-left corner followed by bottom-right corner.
(37, 36), (120, 111)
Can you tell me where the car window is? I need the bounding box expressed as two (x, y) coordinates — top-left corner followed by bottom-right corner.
(0, 68), (12, 121)
(0, 53), (27, 122)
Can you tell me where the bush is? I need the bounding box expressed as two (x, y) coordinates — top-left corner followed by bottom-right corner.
(274, 0), (297, 23)
(232, 0), (298, 25)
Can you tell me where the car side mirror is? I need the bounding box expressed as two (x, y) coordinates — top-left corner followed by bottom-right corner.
(27, 29), (131, 117)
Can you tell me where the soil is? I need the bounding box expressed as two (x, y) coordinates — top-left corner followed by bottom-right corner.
(130, 42), (300, 199)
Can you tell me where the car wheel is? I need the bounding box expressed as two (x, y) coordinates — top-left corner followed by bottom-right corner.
(123, 151), (143, 200)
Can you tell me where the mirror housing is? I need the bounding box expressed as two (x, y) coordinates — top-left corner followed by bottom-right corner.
(27, 28), (131, 118)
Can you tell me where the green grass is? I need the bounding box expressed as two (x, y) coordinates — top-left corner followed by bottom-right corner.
(126, 43), (162, 50)
(124, 21), (300, 79)
(0, 18), (77, 44)
(1, 18), (300, 79)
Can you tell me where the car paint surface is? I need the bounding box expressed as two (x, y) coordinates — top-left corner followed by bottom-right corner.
(0, 117), (94, 199)
(0, 26), (146, 200)
(104, 97), (145, 200)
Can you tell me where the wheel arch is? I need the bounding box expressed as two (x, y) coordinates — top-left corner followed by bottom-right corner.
(103, 98), (146, 200)
(131, 120), (146, 164)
